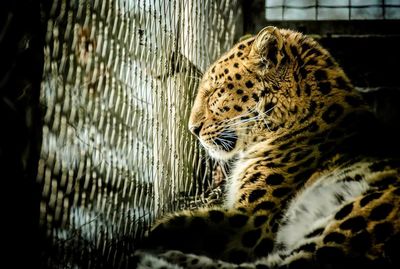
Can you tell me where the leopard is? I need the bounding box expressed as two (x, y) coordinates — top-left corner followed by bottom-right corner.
(135, 26), (400, 269)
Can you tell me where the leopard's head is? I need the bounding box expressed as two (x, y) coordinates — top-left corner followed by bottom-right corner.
(189, 26), (363, 161)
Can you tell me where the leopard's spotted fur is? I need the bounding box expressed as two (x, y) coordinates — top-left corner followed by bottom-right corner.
(136, 27), (400, 269)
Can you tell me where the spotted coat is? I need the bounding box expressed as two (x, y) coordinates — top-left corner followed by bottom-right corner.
(136, 27), (400, 269)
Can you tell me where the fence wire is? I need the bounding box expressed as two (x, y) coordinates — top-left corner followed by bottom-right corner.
(265, 0), (400, 20)
(38, 0), (241, 267)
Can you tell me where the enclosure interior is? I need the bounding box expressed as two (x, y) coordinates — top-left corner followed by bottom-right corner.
(1, 1), (400, 269)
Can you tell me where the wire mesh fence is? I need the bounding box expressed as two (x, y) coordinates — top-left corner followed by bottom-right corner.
(265, 0), (400, 20)
(38, 0), (241, 267)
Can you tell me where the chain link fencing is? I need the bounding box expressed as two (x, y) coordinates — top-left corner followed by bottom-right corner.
(38, 0), (241, 267)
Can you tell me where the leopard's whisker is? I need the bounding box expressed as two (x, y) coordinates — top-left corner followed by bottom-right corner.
(220, 105), (276, 129)
(219, 162), (229, 178)
(214, 138), (230, 151)
(263, 118), (272, 131)
(215, 137), (235, 144)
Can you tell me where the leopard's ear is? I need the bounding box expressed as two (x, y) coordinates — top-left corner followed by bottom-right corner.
(250, 26), (283, 67)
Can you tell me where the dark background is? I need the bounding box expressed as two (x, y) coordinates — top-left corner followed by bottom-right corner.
(0, 1), (43, 268)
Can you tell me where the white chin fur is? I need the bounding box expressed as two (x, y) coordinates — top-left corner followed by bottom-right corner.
(200, 140), (238, 161)
(208, 148), (237, 161)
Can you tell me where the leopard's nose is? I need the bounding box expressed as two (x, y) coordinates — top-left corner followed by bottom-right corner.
(189, 123), (203, 137)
